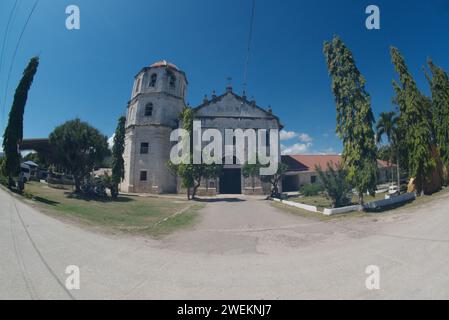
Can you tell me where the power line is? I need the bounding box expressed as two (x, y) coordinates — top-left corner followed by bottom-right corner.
(243, 0), (256, 94)
(0, 0), (19, 129)
(2, 0), (40, 130)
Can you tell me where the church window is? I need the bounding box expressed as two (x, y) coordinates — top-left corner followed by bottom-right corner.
(140, 171), (147, 181)
(145, 103), (153, 116)
(135, 78), (141, 93)
(140, 142), (149, 154)
(169, 75), (176, 88)
(150, 74), (157, 87)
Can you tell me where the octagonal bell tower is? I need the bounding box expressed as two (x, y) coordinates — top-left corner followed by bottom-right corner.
(121, 60), (187, 193)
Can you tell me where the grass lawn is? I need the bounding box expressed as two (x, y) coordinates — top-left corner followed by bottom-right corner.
(21, 181), (204, 238)
(290, 192), (388, 210)
(277, 186), (449, 218)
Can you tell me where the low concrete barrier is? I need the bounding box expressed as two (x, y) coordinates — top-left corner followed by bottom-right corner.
(282, 200), (318, 212)
(274, 192), (416, 216)
(364, 192), (416, 211)
(272, 198), (318, 213)
(323, 205), (363, 216)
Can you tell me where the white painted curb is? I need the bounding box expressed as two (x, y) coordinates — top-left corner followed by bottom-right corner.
(272, 198), (318, 213)
(323, 205), (362, 216)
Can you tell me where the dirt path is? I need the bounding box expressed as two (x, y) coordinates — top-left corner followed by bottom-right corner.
(1, 188), (449, 299)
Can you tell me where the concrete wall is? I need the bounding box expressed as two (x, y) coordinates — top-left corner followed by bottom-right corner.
(122, 126), (177, 194)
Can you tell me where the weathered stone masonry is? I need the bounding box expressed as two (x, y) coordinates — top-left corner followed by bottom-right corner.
(121, 60), (282, 195)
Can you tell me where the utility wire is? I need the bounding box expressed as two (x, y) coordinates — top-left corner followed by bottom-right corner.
(2, 0), (40, 130)
(243, 0), (256, 93)
(0, 0), (19, 129)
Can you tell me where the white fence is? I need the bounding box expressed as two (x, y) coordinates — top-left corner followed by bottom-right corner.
(274, 192), (416, 216)
(323, 205), (363, 216)
(272, 198), (318, 213)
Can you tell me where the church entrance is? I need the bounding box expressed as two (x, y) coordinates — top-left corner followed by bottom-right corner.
(219, 168), (242, 194)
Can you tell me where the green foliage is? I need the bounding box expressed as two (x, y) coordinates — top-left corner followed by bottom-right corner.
(426, 59), (449, 182)
(111, 116), (126, 198)
(22, 152), (48, 169)
(166, 107), (222, 200)
(242, 161), (261, 179)
(0, 156), (6, 180)
(377, 145), (393, 162)
(391, 47), (436, 193)
(316, 162), (352, 208)
(2, 57), (39, 186)
(242, 160), (287, 198)
(323, 36), (378, 203)
(300, 183), (323, 197)
(376, 111), (400, 185)
(376, 111), (399, 145)
(49, 119), (109, 193)
(260, 163), (288, 198)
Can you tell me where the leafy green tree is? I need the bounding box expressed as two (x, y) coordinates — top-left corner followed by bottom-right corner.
(377, 145), (394, 162)
(391, 47), (436, 194)
(2, 57), (39, 188)
(376, 111), (400, 186)
(323, 36), (378, 204)
(167, 108), (222, 200)
(260, 163), (288, 198)
(426, 59), (449, 183)
(49, 119), (109, 193)
(316, 162), (352, 208)
(242, 161), (288, 198)
(242, 158), (261, 192)
(111, 116), (126, 198)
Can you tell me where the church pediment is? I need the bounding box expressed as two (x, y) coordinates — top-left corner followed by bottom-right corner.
(193, 92), (277, 120)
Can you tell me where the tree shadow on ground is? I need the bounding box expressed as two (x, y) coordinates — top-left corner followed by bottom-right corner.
(194, 197), (246, 203)
(64, 192), (135, 203)
(33, 196), (60, 206)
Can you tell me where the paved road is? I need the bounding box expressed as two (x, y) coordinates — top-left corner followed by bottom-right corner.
(1, 187), (449, 299)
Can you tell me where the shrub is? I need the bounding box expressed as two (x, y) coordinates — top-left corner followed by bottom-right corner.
(316, 162), (352, 208)
(300, 184), (323, 196)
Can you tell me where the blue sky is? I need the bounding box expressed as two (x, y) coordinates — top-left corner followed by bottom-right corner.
(0, 0), (448, 154)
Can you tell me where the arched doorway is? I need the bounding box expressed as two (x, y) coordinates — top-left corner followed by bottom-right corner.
(219, 168), (242, 194)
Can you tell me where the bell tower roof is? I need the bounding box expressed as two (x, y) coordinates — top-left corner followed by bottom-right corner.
(150, 60), (180, 71)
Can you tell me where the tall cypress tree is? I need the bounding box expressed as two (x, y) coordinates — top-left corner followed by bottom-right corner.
(111, 116), (126, 198)
(390, 47), (435, 194)
(426, 59), (449, 183)
(2, 57), (39, 187)
(323, 36), (378, 204)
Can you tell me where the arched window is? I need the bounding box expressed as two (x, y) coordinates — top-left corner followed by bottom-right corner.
(149, 74), (157, 87)
(169, 74), (176, 88)
(135, 78), (141, 93)
(145, 103), (153, 117)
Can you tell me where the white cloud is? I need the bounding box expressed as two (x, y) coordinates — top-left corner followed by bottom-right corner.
(298, 133), (313, 143)
(280, 130), (314, 144)
(281, 143), (312, 155)
(280, 130), (298, 141)
(316, 148), (336, 155)
(108, 134), (115, 149)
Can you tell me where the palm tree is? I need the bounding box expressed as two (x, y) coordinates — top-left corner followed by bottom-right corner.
(376, 111), (400, 188)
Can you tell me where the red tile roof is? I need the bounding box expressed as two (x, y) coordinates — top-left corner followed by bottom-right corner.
(282, 155), (394, 172)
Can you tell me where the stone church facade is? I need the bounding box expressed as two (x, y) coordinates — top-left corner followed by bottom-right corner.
(121, 60), (282, 195)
